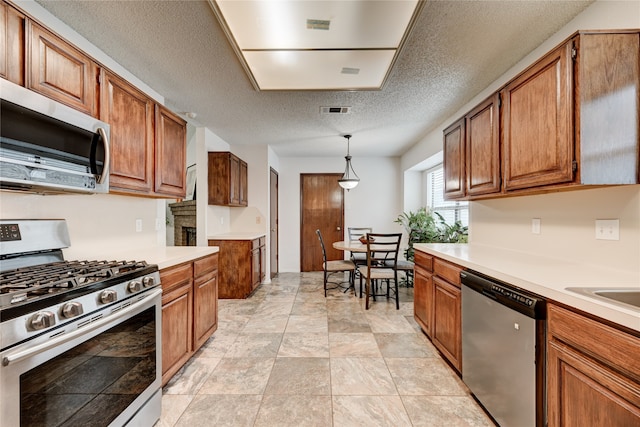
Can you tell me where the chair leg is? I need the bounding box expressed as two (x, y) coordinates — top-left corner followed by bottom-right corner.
(365, 276), (370, 310)
(395, 272), (400, 310)
(359, 274), (363, 298)
(323, 270), (327, 297)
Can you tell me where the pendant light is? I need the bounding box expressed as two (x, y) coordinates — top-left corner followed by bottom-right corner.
(338, 134), (360, 190)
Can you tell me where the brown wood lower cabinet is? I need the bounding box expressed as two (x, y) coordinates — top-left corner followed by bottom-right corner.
(547, 304), (640, 427)
(208, 236), (265, 299)
(413, 250), (463, 373)
(160, 253), (218, 386)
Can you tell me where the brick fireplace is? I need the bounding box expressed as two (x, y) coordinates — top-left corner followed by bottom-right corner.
(169, 200), (196, 246)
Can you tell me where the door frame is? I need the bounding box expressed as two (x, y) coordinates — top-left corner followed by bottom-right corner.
(269, 167), (279, 279)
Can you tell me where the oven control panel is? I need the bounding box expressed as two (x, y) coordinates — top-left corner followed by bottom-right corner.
(0, 224), (21, 241)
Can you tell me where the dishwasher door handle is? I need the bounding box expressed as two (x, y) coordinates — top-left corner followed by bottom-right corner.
(482, 289), (497, 300)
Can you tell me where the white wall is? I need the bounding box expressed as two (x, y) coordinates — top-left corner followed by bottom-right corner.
(470, 186), (640, 272)
(278, 156), (403, 272)
(0, 192), (162, 259)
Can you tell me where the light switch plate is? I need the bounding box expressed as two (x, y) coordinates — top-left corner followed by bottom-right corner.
(531, 218), (541, 234)
(135, 219), (142, 233)
(595, 219), (619, 240)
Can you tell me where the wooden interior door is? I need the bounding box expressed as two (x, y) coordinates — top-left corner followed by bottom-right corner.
(300, 173), (344, 272)
(270, 168), (279, 278)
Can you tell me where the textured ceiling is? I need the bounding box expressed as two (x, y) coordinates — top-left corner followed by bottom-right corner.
(33, 0), (593, 158)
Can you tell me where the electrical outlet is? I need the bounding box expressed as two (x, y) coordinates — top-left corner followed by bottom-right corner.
(595, 219), (619, 240)
(135, 219), (142, 233)
(531, 218), (541, 234)
(220, 217), (224, 225)
(256, 216), (261, 224)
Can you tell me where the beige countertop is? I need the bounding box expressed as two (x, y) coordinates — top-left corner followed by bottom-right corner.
(414, 243), (640, 332)
(208, 232), (266, 241)
(64, 245), (219, 270)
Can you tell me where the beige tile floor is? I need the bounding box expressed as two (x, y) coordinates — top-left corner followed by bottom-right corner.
(157, 272), (495, 427)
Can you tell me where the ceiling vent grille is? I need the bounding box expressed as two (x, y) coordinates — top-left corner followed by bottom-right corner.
(320, 106), (351, 115)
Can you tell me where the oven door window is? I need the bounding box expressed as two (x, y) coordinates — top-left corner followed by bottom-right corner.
(19, 307), (156, 427)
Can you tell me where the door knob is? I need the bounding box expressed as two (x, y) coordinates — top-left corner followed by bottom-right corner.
(337, 226), (341, 231)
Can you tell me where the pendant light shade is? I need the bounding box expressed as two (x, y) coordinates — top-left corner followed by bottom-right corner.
(338, 134), (360, 190)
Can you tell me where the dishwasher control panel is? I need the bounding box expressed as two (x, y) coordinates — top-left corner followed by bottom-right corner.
(491, 284), (535, 307)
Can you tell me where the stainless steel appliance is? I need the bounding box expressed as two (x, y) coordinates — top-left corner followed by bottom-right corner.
(0, 219), (161, 427)
(0, 79), (110, 194)
(461, 270), (546, 427)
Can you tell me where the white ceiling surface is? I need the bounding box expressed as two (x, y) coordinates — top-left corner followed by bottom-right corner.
(33, 0), (593, 158)
(213, 0), (420, 90)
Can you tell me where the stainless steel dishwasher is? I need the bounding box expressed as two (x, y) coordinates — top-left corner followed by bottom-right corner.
(461, 270), (546, 427)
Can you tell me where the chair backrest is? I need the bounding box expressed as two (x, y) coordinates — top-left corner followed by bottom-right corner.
(365, 233), (402, 269)
(348, 227), (373, 241)
(315, 229), (327, 263)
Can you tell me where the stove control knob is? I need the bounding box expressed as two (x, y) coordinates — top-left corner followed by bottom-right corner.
(128, 280), (142, 293)
(100, 289), (117, 304)
(61, 302), (84, 319)
(29, 311), (55, 331)
(142, 276), (155, 288)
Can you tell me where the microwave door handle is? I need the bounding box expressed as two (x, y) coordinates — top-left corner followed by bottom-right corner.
(97, 127), (110, 185)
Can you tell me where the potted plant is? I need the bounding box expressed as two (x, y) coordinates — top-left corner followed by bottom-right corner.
(394, 207), (468, 262)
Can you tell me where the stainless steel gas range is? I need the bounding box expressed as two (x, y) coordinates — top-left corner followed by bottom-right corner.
(0, 219), (162, 427)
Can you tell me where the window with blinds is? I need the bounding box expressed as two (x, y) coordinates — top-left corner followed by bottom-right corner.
(426, 166), (469, 226)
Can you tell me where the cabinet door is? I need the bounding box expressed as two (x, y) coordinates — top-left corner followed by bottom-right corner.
(433, 277), (462, 372)
(239, 160), (248, 206)
(502, 41), (574, 191)
(466, 93), (501, 196)
(414, 266), (434, 337)
(443, 118), (466, 200)
(161, 280), (193, 385)
(229, 154), (240, 205)
(0, 1), (24, 85)
(26, 21), (97, 116)
(155, 105), (186, 197)
(193, 270), (218, 350)
(208, 152), (231, 205)
(251, 246), (260, 290)
(101, 71), (154, 194)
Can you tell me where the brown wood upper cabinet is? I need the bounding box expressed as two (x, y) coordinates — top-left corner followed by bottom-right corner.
(26, 21), (98, 117)
(101, 71), (186, 198)
(0, 1), (24, 85)
(155, 105), (187, 197)
(444, 30), (640, 200)
(208, 152), (248, 206)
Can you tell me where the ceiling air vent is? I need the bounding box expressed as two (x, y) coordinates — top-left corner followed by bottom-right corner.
(341, 67), (360, 75)
(306, 19), (330, 30)
(320, 106), (351, 115)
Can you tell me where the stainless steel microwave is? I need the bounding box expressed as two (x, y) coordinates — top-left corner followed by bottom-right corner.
(0, 79), (110, 194)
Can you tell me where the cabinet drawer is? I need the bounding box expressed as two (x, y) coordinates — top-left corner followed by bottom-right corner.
(434, 259), (462, 287)
(548, 304), (640, 380)
(194, 254), (218, 277)
(414, 250), (433, 272)
(160, 262), (193, 293)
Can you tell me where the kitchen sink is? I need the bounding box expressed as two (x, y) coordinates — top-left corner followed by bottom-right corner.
(566, 287), (640, 311)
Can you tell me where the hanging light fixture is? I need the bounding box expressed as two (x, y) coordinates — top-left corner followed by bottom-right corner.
(338, 134), (360, 190)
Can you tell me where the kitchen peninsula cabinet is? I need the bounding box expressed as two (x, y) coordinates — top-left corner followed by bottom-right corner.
(101, 71), (186, 198)
(0, 1), (24, 85)
(160, 253), (218, 385)
(208, 152), (248, 207)
(444, 30), (640, 201)
(547, 304), (640, 426)
(414, 250), (463, 373)
(26, 21), (98, 116)
(208, 235), (265, 299)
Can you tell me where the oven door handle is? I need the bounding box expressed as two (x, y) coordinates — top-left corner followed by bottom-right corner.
(2, 288), (161, 367)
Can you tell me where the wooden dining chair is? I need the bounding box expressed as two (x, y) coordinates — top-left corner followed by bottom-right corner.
(316, 229), (356, 297)
(358, 233), (402, 309)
